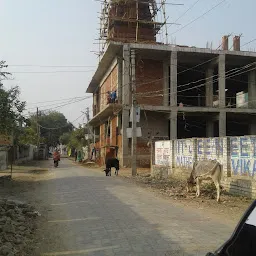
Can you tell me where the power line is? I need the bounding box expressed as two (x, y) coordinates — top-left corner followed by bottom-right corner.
(27, 96), (87, 106)
(167, 0), (202, 30)
(37, 113), (85, 130)
(177, 63), (248, 85)
(9, 65), (96, 68)
(10, 70), (95, 74)
(25, 96), (92, 111)
(177, 56), (219, 75)
(241, 38), (256, 48)
(169, 0), (226, 36)
(135, 61), (256, 97)
(24, 97), (92, 117)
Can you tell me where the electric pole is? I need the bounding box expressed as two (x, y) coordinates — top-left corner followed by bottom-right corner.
(85, 107), (90, 143)
(131, 49), (137, 176)
(85, 107), (92, 160)
(36, 107), (39, 159)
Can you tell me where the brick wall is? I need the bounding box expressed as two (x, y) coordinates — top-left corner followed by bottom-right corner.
(99, 64), (118, 111)
(135, 59), (164, 106)
(154, 136), (256, 198)
(108, 2), (156, 42)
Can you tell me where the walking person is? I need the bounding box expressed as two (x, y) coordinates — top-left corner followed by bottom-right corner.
(74, 149), (78, 162)
(77, 150), (82, 162)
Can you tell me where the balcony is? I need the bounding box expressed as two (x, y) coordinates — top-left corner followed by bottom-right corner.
(89, 103), (122, 127)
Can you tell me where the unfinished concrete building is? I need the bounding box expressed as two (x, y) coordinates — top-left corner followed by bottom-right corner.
(86, 0), (256, 167)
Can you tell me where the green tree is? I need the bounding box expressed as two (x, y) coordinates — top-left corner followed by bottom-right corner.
(18, 126), (38, 145)
(0, 61), (26, 135)
(29, 111), (73, 146)
(59, 132), (71, 145)
(60, 126), (87, 149)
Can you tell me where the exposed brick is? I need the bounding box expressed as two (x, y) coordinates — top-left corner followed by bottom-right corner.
(135, 59), (164, 106)
(98, 65), (118, 112)
(108, 2), (156, 43)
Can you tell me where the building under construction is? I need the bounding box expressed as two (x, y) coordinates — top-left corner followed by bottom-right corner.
(86, 0), (256, 167)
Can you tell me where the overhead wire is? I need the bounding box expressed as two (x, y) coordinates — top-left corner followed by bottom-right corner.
(167, 0), (202, 30)
(37, 112), (86, 130)
(24, 96), (92, 117)
(169, 0), (226, 36)
(241, 38), (256, 48)
(27, 95), (88, 106)
(9, 65), (96, 68)
(135, 61), (256, 97)
(25, 96), (92, 111)
(10, 70), (95, 74)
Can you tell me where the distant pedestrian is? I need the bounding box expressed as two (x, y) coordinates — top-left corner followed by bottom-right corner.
(77, 150), (82, 162)
(74, 150), (77, 162)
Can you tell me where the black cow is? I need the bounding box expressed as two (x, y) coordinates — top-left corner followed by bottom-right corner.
(103, 158), (120, 176)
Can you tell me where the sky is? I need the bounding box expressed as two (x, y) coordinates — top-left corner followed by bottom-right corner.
(1, 0), (256, 127)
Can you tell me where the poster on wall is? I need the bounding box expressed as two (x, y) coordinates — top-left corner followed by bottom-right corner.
(155, 141), (172, 166)
(129, 106), (140, 123)
(230, 136), (256, 177)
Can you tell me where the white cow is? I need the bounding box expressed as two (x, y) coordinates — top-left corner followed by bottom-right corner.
(187, 159), (222, 202)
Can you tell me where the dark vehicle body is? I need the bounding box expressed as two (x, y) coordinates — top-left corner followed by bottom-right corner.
(206, 200), (256, 256)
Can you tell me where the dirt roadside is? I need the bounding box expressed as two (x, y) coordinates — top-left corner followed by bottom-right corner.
(0, 161), (54, 256)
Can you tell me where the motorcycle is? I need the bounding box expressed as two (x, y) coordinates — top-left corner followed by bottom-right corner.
(54, 160), (59, 168)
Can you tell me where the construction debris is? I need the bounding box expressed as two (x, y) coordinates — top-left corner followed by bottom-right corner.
(0, 199), (39, 256)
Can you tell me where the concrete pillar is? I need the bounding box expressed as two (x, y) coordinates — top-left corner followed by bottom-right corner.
(163, 59), (169, 106)
(248, 70), (256, 108)
(205, 68), (213, 107)
(218, 54), (226, 108)
(117, 57), (123, 104)
(122, 44), (131, 105)
(219, 111), (226, 137)
(206, 120), (214, 137)
(170, 51), (177, 107)
(121, 108), (130, 167)
(170, 111), (177, 140)
(121, 44), (131, 167)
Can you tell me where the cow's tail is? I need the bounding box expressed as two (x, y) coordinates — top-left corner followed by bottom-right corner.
(219, 162), (224, 190)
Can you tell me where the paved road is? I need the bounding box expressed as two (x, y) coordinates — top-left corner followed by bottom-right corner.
(36, 159), (233, 256)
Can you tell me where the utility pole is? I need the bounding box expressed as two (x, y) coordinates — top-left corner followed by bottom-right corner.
(36, 107), (39, 160)
(85, 107), (91, 153)
(131, 49), (137, 176)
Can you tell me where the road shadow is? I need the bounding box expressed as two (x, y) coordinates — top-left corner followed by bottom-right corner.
(0, 172), (218, 256)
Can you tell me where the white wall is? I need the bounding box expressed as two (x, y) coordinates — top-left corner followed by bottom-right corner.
(154, 136), (256, 198)
(0, 150), (8, 171)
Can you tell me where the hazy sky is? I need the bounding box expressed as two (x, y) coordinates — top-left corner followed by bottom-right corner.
(1, 0), (256, 126)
